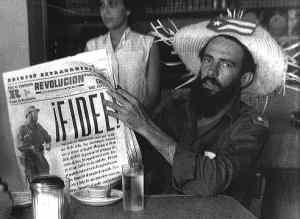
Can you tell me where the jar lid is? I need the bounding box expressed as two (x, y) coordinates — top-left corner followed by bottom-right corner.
(30, 175), (64, 190)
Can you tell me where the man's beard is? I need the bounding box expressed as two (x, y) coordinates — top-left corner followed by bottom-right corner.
(190, 77), (240, 118)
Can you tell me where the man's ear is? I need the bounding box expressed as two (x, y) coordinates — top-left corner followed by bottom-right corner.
(126, 10), (131, 16)
(240, 72), (254, 89)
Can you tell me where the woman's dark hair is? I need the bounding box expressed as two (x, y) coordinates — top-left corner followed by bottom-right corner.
(98, 0), (144, 25)
(199, 34), (256, 77)
(123, 0), (144, 25)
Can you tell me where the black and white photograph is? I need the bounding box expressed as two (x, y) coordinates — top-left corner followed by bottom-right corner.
(0, 0), (299, 218)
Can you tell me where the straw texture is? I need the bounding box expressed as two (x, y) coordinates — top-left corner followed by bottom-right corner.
(173, 20), (287, 96)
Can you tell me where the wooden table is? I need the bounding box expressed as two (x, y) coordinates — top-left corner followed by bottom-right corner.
(13, 194), (257, 219)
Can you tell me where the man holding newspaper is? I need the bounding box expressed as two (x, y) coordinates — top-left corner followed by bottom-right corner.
(104, 15), (287, 204)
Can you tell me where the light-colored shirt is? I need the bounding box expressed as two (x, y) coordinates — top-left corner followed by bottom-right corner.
(86, 28), (154, 104)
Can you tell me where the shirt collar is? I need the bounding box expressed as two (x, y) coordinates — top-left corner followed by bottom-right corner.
(120, 27), (131, 42)
(106, 27), (131, 50)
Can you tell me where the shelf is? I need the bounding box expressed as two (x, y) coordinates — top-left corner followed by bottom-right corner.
(144, 8), (227, 19)
(239, 0), (300, 8)
(48, 7), (227, 23)
(48, 0), (300, 24)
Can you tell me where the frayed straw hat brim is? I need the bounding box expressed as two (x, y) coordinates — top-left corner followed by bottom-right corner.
(173, 21), (287, 96)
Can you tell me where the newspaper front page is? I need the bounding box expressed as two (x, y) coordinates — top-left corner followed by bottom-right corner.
(2, 50), (141, 192)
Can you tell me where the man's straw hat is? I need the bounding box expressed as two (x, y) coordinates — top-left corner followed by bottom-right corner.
(172, 18), (287, 96)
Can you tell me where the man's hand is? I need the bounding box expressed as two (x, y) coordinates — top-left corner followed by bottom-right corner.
(95, 72), (114, 89)
(104, 88), (151, 135)
(104, 88), (177, 164)
(0, 179), (12, 218)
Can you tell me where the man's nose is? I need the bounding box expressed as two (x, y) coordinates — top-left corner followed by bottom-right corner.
(206, 62), (219, 78)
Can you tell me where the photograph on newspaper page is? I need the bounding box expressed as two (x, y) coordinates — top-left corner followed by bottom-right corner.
(2, 49), (141, 192)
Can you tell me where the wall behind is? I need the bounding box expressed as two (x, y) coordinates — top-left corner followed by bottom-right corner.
(0, 0), (30, 190)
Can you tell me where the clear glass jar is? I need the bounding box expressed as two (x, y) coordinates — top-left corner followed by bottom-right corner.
(31, 175), (64, 219)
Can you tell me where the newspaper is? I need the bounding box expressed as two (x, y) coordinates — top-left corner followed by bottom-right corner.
(2, 49), (141, 192)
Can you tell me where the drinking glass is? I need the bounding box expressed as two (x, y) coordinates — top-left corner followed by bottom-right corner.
(122, 163), (144, 211)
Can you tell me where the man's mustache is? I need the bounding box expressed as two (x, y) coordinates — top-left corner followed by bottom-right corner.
(200, 77), (223, 89)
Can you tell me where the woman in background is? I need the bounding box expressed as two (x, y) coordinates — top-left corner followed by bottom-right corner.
(86, 0), (163, 194)
(85, 0), (160, 110)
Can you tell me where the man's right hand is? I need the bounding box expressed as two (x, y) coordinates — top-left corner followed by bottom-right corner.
(104, 88), (151, 135)
(105, 88), (177, 164)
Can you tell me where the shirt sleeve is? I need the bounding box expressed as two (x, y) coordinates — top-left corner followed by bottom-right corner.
(172, 114), (269, 197)
(38, 124), (51, 143)
(85, 38), (98, 51)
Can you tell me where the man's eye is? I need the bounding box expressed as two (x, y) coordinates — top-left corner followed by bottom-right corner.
(202, 56), (212, 63)
(220, 61), (233, 68)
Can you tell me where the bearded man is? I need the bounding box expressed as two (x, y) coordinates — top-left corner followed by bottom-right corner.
(104, 17), (287, 204)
